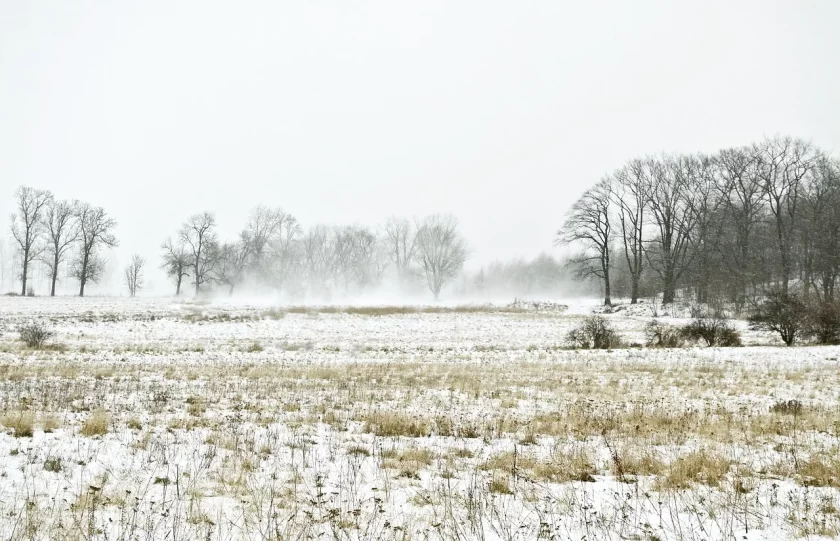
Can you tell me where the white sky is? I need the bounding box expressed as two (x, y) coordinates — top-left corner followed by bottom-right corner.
(1, 1), (839, 290)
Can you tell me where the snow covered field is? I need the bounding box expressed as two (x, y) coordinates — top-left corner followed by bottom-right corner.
(0, 297), (839, 540)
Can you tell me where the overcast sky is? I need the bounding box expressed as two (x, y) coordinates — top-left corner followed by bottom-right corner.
(1, 1), (839, 291)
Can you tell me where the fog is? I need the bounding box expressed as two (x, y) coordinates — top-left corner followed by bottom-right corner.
(1, 1), (839, 299)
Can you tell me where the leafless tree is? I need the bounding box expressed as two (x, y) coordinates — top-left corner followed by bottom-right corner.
(800, 156), (840, 301)
(714, 146), (765, 303)
(412, 214), (468, 300)
(160, 238), (191, 296)
(240, 206), (299, 285)
(683, 155), (726, 303)
(214, 241), (249, 296)
(644, 155), (700, 304)
(10, 186), (53, 296)
(383, 217), (416, 284)
(41, 199), (79, 296)
(264, 211), (301, 290)
(124, 254), (145, 297)
(179, 212), (218, 296)
(339, 225), (389, 290)
(300, 225), (335, 296)
(754, 136), (819, 295)
(71, 203), (118, 297)
(611, 161), (647, 303)
(558, 178), (613, 306)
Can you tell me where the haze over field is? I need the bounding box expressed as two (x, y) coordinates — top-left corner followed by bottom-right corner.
(2, 1), (840, 295)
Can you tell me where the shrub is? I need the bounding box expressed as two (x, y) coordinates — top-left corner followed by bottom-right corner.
(645, 320), (684, 348)
(749, 292), (808, 346)
(18, 322), (54, 349)
(804, 300), (840, 345)
(770, 399), (804, 415)
(566, 316), (621, 349)
(679, 306), (742, 347)
(680, 317), (742, 347)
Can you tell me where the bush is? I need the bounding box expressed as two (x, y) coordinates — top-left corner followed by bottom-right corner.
(804, 300), (840, 345)
(679, 308), (741, 347)
(749, 292), (808, 346)
(645, 320), (684, 348)
(18, 322), (54, 349)
(770, 399), (805, 415)
(566, 316), (621, 349)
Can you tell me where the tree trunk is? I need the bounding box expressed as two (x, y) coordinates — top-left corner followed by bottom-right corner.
(21, 247), (28, 296)
(662, 269), (676, 304)
(194, 262), (200, 296)
(79, 252), (89, 297)
(662, 266), (676, 304)
(51, 252), (59, 296)
(630, 276), (639, 304)
(603, 267), (612, 307)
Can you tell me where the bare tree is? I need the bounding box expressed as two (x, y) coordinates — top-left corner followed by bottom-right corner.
(644, 155), (700, 304)
(179, 212), (218, 296)
(339, 225), (389, 290)
(754, 136), (819, 295)
(72, 203), (118, 297)
(41, 199), (79, 296)
(160, 238), (191, 296)
(685, 155), (725, 303)
(558, 178), (613, 306)
(300, 225), (335, 296)
(800, 156), (840, 301)
(611, 161), (647, 303)
(383, 217), (416, 285)
(714, 146), (765, 303)
(240, 206), (299, 284)
(214, 241), (249, 296)
(124, 254), (145, 297)
(412, 214), (468, 300)
(10, 186), (53, 296)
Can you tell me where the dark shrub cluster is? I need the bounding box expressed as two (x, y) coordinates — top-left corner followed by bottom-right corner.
(18, 322), (54, 349)
(804, 300), (840, 345)
(566, 316), (622, 349)
(748, 292), (807, 346)
(749, 292), (840, 346)
(680, 316), (742, 347)
(644, 320), (685, 348)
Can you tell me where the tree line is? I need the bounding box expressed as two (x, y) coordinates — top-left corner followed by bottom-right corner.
(8, 187), (118, 297)
(4, 185), (576, 300)
(559, 136), (840, 308)
(160, 210), (470, 300)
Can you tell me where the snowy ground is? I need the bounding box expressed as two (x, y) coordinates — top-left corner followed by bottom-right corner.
(0, 296), (838, 540)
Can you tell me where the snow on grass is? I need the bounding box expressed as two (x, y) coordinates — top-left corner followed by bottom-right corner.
(0, 296), (838, 540)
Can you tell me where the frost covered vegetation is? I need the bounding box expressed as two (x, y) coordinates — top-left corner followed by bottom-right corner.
(1, 297), (839, 540)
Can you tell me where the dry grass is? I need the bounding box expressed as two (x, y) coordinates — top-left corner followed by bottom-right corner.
(364, 412), (432, 438)
(2, 411), (35, 437)
(798, 452), (840, 487)
(79, 410), (111, 437)
(0, 299), (839, 540)
(656, 449), (731, 490)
